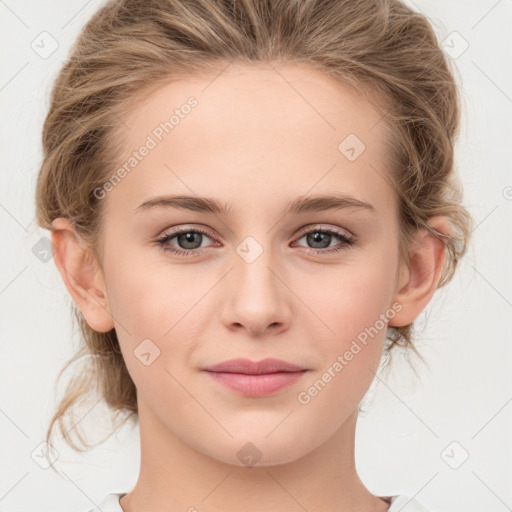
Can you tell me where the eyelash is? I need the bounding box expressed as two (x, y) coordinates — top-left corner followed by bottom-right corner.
(155, 225), (355, 257)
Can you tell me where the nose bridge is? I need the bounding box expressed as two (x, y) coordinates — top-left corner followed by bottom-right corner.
(234, 233), (282, 301)
(221, 233), (290, 334)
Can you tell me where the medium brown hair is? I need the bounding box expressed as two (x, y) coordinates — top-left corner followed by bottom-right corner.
(35, 0), (473, 452)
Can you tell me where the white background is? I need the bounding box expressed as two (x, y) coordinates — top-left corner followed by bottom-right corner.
(1, 1), (511, 511)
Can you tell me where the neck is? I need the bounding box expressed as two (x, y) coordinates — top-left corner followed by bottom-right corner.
(120, 401), (390, 512)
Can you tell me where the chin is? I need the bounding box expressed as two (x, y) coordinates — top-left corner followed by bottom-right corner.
(200, 434), (313, 468)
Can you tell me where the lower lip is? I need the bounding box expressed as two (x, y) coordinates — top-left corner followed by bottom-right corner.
(205, 370), (308, 397)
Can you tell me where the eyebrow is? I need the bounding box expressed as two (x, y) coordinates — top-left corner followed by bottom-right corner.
(134, 193), (376, 216)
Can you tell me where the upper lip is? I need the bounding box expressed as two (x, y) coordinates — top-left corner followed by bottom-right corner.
(203, 358), (307, 374)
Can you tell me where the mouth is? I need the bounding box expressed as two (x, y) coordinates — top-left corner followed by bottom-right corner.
(202, 358), (309, 397)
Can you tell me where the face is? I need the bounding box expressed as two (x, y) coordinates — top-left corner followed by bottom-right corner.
(97, 63), (403, 466)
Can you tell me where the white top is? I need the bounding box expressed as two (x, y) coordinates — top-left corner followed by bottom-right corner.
(88, 492), (435, 511)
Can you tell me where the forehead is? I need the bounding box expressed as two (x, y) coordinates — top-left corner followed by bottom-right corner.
(121, 62), (384, 146)
(106, 62), (394, 220)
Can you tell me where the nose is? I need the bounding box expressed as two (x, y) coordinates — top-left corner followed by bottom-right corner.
(220, 242), (292, 337)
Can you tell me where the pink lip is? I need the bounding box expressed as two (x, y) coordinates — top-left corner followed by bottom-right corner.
(203, 358), (308, 397)
(203, 357), (306, 374)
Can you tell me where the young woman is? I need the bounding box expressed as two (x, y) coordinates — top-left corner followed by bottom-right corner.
(35, 0), (473, 510)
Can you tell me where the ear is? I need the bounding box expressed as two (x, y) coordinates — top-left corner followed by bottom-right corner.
(388, 216), (450, 327)
(51, 217), (115, 333)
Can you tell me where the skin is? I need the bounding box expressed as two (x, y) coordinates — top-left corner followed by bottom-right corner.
(51, 62), (449, 512)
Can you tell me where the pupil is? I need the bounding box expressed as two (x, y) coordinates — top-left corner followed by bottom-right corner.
(180, 232), (201, 249)
(308, 232), (330, 249)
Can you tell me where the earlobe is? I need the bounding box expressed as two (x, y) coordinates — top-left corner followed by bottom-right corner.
(388, 216), (450, 327)
(51, 217), (115, 333)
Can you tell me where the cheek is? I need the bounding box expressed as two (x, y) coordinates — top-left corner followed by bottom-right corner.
(105, 249), (201, 333)
(306, 261), (394, 341)
(101, 257), (178, 382)
(298, 258), (396, 398)
(295, 267), (393, 417)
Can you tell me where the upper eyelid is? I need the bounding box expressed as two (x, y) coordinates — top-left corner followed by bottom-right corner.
(159, 225), (216, 240)
(296, 224), (352, 237)
(158, 224), (353, 243)
(161, 223), (354, 238)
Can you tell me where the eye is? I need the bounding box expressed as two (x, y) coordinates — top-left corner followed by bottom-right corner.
(155, 227), (217, 257)
(155, 224), (355, 258)
(293, 225), (355, 254)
